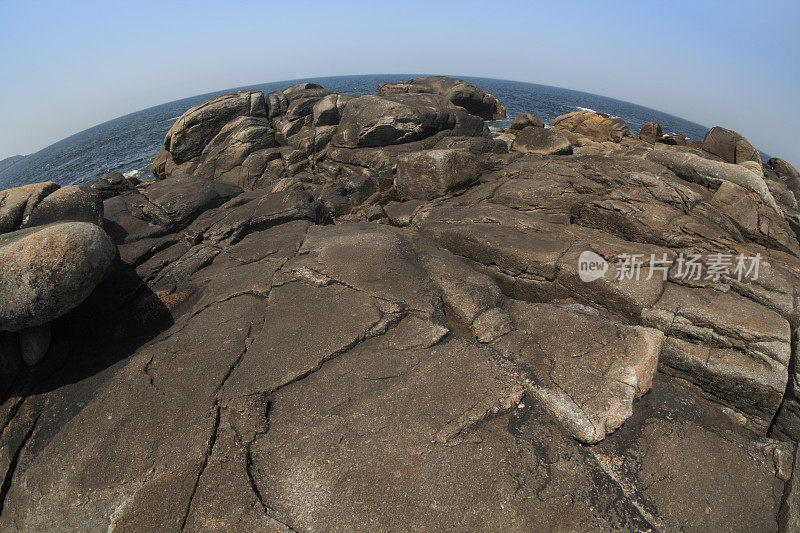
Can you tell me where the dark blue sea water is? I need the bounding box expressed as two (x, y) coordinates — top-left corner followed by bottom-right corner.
(0, 75), (714, 190)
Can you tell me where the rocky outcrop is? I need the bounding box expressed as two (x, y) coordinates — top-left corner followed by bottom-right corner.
(332, 93), (487, 148)
(509, 112), (544, 130)
(511, 126), (573, 155)
(648, 146), (783, 214)
(703, 125), (762, 164)
(639, 121), (663, 143)
(551, 110), (634, 143)
(395, 149), (480, 200)
(1, 76), (798, 531)
(377, 76), (506, 120)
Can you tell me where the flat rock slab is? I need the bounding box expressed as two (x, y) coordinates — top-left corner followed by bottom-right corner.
(496, 301), (663, 443)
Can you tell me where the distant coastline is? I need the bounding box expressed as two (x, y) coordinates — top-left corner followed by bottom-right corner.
(0, 154), (25, 174)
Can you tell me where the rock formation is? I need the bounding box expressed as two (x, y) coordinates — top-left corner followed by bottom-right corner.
(0, 77), (798, 531)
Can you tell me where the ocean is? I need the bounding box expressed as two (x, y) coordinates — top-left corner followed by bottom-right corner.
(0, 74), (714, 190)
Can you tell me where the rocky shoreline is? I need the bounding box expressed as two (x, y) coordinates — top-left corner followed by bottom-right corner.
(0, 75), (799, 531)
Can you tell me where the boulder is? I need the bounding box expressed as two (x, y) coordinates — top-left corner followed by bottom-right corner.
(153, 90), (268, 181)
(551, 110), (634, 143)
(768, 157), (800, 180)
(768, 157), (800, 203)
(657, 133), (687, 146)
(639, 122), (663, 143)
(702, 126), (761, 164)
(189, 116), (277, 185)
(0, 222), (117, 331)
(0, 181), (60, 235)
(642, 283), (791, 434)
(648, 147), (781, 213)
(22, 185), (104, 228)
(85, 172), (139, 199)
(509, 113), (544, 130)
(140, 175), (242, 228)
(378, 76), (506, 119)
(395, 149), (481, 200)
(332, 94), (487, 148)
(511, 126), (573, 155)
(18, 322), (51, 366)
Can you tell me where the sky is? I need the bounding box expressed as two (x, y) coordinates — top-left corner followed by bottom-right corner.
(1, 0), (799, 166)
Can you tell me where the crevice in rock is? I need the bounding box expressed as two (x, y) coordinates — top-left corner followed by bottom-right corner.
(243, 401), (297, 532)
(179, 406), (220, 531)
(768, 325), (798, 439)
(0, 411), (41, 518)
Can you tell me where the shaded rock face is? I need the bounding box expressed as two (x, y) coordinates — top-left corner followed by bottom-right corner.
(509, 112), (544, 130)
(639, 121), (663, 143)
(703, 125), (761, 164)
(1, 76), (800, 531)
(378, 75), (507, 120)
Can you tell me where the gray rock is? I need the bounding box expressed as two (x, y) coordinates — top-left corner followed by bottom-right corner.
(18, 322), (50, 366)
(639, 122), (664, 143)
(395, 149), (480, 200)
(703, 126), (761, 164)
(0, 222), (117, 331)
(332, 94), (487, 148)
(22, 185), (104, 228)
(0, 181), (60, 235)
(509, 112), (544, 130)
(142, 176), (242, 229)
(778, 443), (800, 533)
(511, 126), (573, 155)
(378, 75), (506, 119)
(153, 90), (268, 181)
(648, 146), (781, 213)
(84, 172), (139, 199)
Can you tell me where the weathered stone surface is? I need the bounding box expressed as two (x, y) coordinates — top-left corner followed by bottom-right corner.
(551, 110), (634, 143)
(0, 181), (60, 235)
(496, 301), (663, 443)
(509, 112), (544, 130)
(648, 146), (781, 212)
(2, 76), (799, 531)
(779, 443), (800, 532)
(0, 222), (117, 331)
(378, 75), (506, 119)
(642, 283), (791, 433)
(395, 148), (480, 200)
(332, 93), (487, 148)
(639, 121), (663, 143)
(22, 185), (104, 228)
(153, 90), (271, 184)
(511, 126), (573, 155)
(84, 172), (138, 199)
(703, 126), (761, 164)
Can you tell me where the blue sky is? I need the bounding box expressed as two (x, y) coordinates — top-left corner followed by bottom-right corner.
(1, 0), (799, 165)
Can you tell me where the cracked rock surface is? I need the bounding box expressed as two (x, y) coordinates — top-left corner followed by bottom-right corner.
(0, 76), (799, 531)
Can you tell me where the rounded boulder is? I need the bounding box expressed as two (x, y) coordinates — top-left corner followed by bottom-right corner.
(0, 222), (117, 331)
